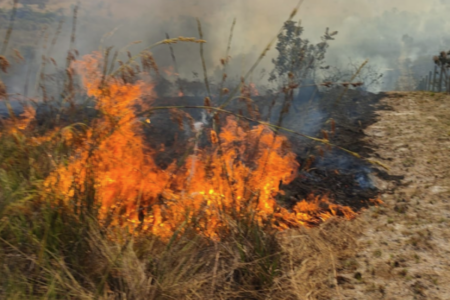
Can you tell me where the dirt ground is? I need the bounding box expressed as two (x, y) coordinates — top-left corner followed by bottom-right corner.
(337, 91), (450, 299)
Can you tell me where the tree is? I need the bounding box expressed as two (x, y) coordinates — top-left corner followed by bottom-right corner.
(269, 20), (338, 87)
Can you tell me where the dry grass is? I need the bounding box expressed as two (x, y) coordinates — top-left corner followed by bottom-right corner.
(0, 197), (363, 299)
(0, 2), (383, 299)
(339, 91), (450, 299)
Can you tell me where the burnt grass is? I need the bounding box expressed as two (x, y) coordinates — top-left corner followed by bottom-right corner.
(4, 85), (402, 213)
(145, 86), (403, 213)
(283, 87), (398, 210)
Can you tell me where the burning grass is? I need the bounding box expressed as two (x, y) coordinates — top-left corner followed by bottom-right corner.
(0, 47), (366, 300)
(0, 3), (383, 298)
(41, 52), (356, 242)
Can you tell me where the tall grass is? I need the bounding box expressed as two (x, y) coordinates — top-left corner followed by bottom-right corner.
(0, 2), (375, 299)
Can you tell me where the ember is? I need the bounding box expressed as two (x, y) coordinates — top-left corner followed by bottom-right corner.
(44, 52), (357, 241)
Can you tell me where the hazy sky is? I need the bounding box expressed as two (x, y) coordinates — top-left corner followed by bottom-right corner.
(81, 0), (448, 90)
(4, 0), (450, 91)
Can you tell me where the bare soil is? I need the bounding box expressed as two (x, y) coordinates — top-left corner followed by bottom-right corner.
(337, 91), (450, 300)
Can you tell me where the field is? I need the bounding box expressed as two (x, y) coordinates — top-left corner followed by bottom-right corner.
(1, 1), (450, 299)
(335, 91), (450, 299)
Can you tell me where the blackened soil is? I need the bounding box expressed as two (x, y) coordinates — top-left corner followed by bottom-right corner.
(146, 87), (402, 212)
(4, 86), (400, 212)
(282, 87), (401, 210)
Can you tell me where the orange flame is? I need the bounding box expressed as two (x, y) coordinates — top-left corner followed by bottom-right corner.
(44, 52), (357, 241)
(0, 105), (35, 136)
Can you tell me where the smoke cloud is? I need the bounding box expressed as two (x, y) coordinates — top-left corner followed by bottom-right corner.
(3, 0), (450, 92)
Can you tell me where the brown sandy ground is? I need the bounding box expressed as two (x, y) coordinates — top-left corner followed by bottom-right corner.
(336, 91), (450, 300)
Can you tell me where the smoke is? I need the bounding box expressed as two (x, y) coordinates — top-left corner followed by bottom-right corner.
(91, 0), (450, 91)
(2, 0), (450, 94)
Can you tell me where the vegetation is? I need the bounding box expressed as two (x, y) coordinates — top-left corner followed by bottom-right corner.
(0, 3), (378, 299)
(268, 20), (338, 85)
(415, 50), (450, 93)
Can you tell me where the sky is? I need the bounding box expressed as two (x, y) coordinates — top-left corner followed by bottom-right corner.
(4, 0), (450, 92)
(92, 0), (450, 91)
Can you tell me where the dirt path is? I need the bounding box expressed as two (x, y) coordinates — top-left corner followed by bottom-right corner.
(337, 91), (450, 299)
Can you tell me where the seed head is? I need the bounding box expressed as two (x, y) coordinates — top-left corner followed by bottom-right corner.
(204, 97), (212, 113)
(141, 51), (159, 75)
(213, 113), (220, 124)
(303, 155), (315, 170)
(186, 114), (195, 131)
(170, 109), (184, 130)
(0, 56), (10, 73)
(253, 105), (261, 120)
(290, 8), (298, 19)
(321, 130), (329, 141)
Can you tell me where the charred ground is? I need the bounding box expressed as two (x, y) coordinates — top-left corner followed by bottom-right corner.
(144, 86), (399, 213)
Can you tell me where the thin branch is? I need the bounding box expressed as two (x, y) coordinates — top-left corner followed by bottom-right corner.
(334, 60), (368, 106)
(196, 18), (211, 98)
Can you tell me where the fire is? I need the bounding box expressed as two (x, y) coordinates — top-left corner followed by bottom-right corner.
(0, 104), (35, 137)
(44, 52), (357, 241)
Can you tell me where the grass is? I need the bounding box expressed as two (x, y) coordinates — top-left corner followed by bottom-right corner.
(0, 140), (362, 298)
(0, 111), (361, 296)
(0, 2), (379, 299)
(0, 198), (362, 299)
